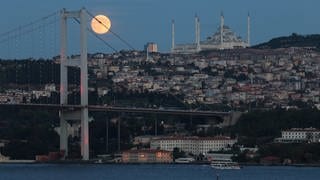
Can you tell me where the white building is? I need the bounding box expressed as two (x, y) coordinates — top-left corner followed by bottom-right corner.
(45, 83), (56, 92)
(150, 136), (237, 155)
(133, 135), (161, 146)
(145, 42), (158, 53)
(275, 128), (320, 143)
(32, 90), (51, 99)
(171, 13), (250, 54)
(0, 153), (9, 162)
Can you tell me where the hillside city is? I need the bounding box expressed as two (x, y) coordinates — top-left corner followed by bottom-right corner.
(2, 1), (320, 180)
(1, 47), (319, 110)
(1, 36), (320, 164)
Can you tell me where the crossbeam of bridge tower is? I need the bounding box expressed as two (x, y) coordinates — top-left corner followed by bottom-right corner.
(60, 8), (89, 160)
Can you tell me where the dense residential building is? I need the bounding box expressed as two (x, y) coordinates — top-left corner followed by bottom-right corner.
(121, 150), (172, 163)
(275, 128), (320, 143)
(150, 136), (237, 155)
(1, 46), (320, 111)
(145, 42), (158, 53)
(83, 47), (320, 111)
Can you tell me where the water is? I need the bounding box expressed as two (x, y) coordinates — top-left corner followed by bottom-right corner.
(0, 164), (320, 180)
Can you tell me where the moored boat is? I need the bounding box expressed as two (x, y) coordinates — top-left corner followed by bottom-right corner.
(210, 159), (240, 170)
(175, 157), (195, 164)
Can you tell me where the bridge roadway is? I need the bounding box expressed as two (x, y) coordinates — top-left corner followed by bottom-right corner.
(0, 103), (230, 117)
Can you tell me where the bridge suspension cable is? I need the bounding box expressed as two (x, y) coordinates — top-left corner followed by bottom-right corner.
(0, 11), (59, 45)
(0, 8), (135, 58)
(0, 11), (60, 59)
(72, 18), (117, 53)
(85, 10), (135, 51)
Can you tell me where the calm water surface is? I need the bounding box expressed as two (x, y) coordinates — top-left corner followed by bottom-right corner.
(0, 164), (320, 180)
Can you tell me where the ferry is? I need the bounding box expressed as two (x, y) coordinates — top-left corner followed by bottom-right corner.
(210, 159), (241, 170)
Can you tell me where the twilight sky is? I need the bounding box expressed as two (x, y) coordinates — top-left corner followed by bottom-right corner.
(0, 0), (320, 58)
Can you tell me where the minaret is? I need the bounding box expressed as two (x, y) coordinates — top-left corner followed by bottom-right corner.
(171, 19), (175, 52)
(197, 16), (201, 52)
(247, 13), (251, 47)
(220, 12), (224, 48)
(195, 14), (198, 44)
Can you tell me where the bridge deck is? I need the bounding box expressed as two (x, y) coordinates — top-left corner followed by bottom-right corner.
(0, 103), (230, 117)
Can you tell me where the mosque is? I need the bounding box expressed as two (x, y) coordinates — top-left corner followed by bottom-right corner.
(171, 13), (250, 53)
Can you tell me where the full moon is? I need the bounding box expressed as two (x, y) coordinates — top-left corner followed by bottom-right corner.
(91, 15), (111, 34)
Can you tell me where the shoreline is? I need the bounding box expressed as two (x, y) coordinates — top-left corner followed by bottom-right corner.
(239, 162), (320, 168)
(1, 160), (320, 168)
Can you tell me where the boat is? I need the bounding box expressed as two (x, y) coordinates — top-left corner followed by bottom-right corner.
(174, 157), (195, 164)
(210, 159), (241, 170)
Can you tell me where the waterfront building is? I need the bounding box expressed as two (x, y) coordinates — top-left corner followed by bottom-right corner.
(0, 153), (9, 162)
(121, 149), (172, 163)
(274, 128), (320, 143)
(133, 135), (161, 146)
(150, 136), (237, 155)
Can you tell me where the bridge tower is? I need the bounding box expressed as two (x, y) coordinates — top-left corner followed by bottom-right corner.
(60, 8), (89, 160)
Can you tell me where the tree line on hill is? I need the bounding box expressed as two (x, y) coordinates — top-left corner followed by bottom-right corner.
(0, 59), (79, 87)
(253, 33), (320, 50)
(232, 109), (320, 146)
(231, 109), (320, 164)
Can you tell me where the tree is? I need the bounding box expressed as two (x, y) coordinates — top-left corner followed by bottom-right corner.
(172, 147), (186, 160)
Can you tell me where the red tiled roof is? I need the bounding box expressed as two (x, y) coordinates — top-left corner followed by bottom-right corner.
(122, 149), (171, 154)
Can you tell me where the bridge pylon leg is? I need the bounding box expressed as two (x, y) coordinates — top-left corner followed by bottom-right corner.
(79, 8), (89, 161)
(81, 108), (89, 160)
(59, 112), (68, 159)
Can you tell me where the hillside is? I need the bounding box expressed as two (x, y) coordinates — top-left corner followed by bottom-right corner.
(253, 33), (320, 49)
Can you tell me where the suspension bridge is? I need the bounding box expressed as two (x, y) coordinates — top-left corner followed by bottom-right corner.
(0, 8), (237, 160)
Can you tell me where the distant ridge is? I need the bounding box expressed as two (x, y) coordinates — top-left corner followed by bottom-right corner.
(253, 33), (320, 49)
